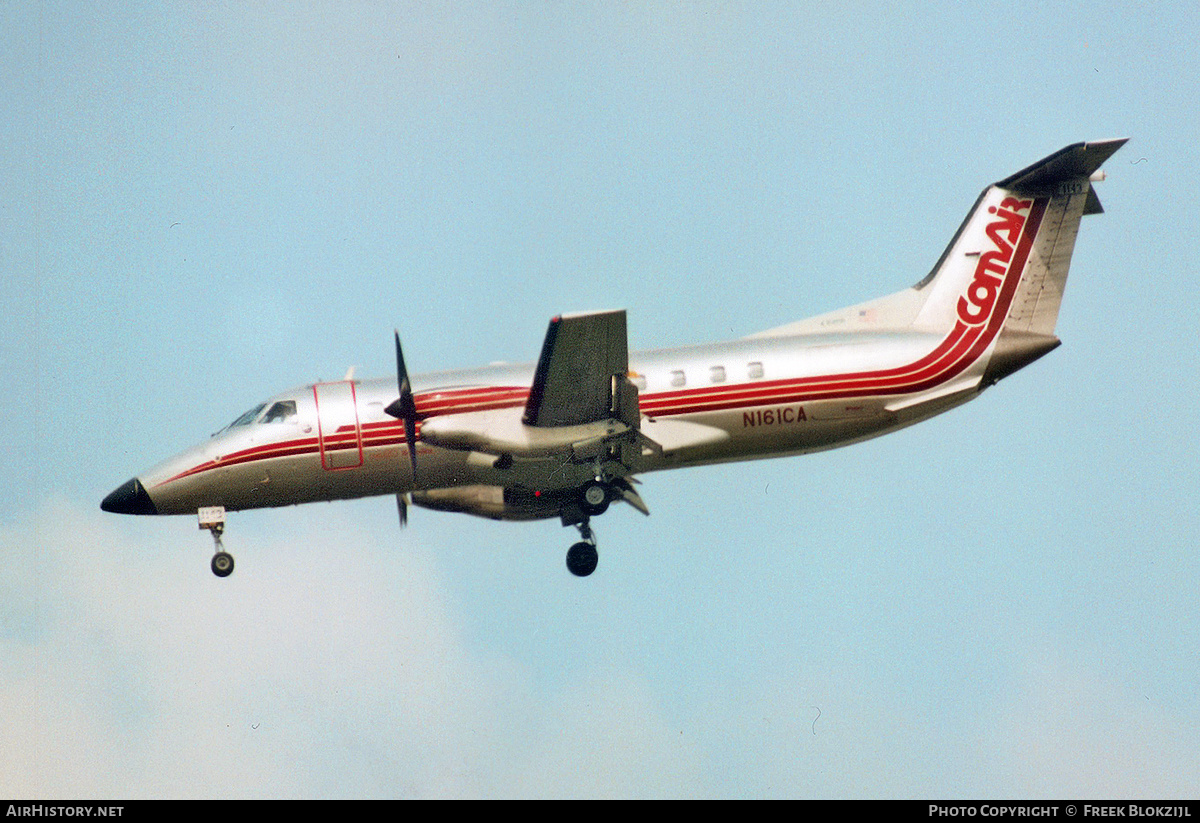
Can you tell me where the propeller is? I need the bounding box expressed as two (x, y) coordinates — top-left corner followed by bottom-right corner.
(384, 330), (419, 482)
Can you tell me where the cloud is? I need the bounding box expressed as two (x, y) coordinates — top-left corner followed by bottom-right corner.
(0, 501), (700, 798)
(7, 499), (1200, 798)
(968, 649), (1200, 798)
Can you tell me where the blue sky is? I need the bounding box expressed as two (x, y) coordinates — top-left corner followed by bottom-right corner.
(3, 1), (1199, 798)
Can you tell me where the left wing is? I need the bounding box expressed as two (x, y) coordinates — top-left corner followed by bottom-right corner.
(419, 309), (645, 458)
(523, 310), (639, 428)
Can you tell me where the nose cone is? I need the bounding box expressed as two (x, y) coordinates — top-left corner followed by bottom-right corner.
(101, 477), (158, 515)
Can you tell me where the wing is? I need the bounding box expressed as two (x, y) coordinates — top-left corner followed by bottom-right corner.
(523, 310), (637, 428)
(421, 308), (651, 476)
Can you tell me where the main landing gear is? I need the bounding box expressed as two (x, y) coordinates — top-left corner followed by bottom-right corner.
(566, 520), (599, 577)
(579, 479), (611, 516)
(563, 478), (625, 577)
(199, 506), (234, 578)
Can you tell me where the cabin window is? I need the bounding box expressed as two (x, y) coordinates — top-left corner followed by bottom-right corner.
(262, 400), (298, 423)
(710, 366), (726, 383)
(670, 370), (686, 387)
(748, 362), (764, 379)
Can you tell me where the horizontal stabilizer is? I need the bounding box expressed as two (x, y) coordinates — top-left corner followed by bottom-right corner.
(999, 138), (1128, 191)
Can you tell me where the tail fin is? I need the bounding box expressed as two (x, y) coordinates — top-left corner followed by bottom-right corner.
(995, 139), (1127, 335)
(913, 139), (1127, 335)
(752, 140), (1126, 342)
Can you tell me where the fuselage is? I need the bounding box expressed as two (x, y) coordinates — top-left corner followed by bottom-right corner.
(107, 324), (1001, 519)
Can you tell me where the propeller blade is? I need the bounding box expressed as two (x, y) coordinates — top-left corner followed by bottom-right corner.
(384, 330), (419, 479)
(396, 492), (409, 527)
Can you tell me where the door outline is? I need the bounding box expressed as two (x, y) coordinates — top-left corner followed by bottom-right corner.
(313, 381), (364, 470)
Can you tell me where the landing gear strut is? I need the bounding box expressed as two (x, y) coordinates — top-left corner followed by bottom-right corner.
(199, 506), (234, 578)
(562, 475), (630, 576)
(566, 519), (599, 577)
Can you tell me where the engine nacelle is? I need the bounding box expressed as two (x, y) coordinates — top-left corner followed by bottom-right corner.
(410, 484), (565, 521)
(419, 407), (632, 461)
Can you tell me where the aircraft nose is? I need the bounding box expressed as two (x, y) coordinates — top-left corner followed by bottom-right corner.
(100, 477), (158, 515)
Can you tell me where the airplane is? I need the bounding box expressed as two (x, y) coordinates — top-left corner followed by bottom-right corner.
(101, 139), (1127, 578)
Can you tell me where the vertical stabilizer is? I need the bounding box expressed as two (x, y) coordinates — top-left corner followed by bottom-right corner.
(913, 139), (1126, 336)
(750, 140), (1125, 342)
(996, 139), (1126, 335)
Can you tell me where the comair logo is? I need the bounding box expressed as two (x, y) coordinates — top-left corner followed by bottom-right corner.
(957, 197), (1034, 326)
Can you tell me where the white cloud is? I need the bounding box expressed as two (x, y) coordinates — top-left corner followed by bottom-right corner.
(6, 501), (1199, 798)
(969, 649), (1200, 798)
(0, 501), (698, 798)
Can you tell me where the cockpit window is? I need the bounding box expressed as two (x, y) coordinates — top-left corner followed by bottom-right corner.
(262, 400), (297, 423)
(228, 403), (266, 428)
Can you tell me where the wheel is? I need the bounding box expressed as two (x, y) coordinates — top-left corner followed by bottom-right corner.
(579, 480), (610, 516)
(211, 551), (235, 578)
(566, 541), (598, 577)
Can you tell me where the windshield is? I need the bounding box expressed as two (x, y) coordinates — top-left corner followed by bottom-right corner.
(227, 403), (266, 429)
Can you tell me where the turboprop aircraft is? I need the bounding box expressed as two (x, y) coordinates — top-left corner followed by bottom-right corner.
(102, 139), (1126, 578)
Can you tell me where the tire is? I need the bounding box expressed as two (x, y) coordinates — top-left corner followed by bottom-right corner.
(566, 541), (599, 577)
(579, 481), (610, 516)
(211, 551), (235, 578)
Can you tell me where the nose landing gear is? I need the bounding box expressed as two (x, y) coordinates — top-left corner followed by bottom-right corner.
(210, 545), (234, 577)
(199, 506), (234, 578)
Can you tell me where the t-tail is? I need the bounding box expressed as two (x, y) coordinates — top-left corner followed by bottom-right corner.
(913, 138), (1127, 383)
(756, 139), (1127, 382)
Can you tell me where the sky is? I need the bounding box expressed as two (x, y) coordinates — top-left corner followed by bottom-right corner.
(3, 0), (1199, 799)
